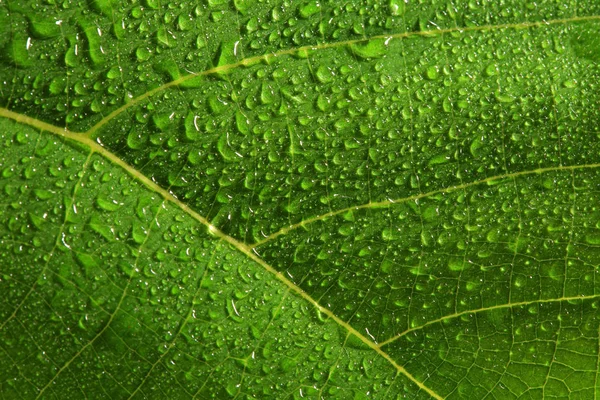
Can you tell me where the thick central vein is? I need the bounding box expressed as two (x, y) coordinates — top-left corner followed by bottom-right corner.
(0, 107), (443, 399)
(4, 14), (600, 400)
(85, 14), (600, 137)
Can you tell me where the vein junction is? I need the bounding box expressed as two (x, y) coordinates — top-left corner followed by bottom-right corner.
(2, 14), (600, 397)
(4, 103), (600, 397)
(0, 106), (443, 399)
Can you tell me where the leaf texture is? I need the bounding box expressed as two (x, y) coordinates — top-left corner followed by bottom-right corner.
(1, 0), (600, 398)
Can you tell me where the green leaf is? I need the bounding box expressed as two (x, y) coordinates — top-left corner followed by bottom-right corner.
(1, 1), (600, 398)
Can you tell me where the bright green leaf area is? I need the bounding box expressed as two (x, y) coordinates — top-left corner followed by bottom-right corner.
(2, 0), (600, 398)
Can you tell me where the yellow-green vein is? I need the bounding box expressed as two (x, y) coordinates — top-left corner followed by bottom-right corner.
(0, 107), (444, 400)
(378, 293), (600, 348)
(251, 162), (600, 248)
(85, 14), (600, 138)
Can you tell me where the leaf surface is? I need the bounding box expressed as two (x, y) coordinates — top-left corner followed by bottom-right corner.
(2, 1), (600, 398)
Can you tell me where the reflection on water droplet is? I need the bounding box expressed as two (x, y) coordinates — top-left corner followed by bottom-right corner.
(350, 38), (388, 59)
(299, 0), (320, 18)
(96, 196), (121, 211)
(585, 234), (600, 245)
(425, 66), (439, 80)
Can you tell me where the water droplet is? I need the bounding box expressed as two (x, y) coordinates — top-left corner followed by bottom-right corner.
(316, 65), (334, 83)
(260, 82), (276, 104)
(235, 110), (250, 135)
(226, 298), (243, 322)
(27, 16), (60, 39)
(448, 259), (465, 271)
(485, 63), (498, 77)
(217, 133), (241, 162)
(143, 0), (159, 9)
(33, 189), (53, 200)
(425, 66), (439, 80)
(156, 26), (175, 47)
(136, 47), (152, 61)
(96, 196), (121, 211)
(177, 13), (194, 31)
(299, 0), (320, 18)
(184, 112), (201, 141)
(64, 39), (79, 67)
(215, 40), (238, 69)
(514, 275), (526, 288)
(106, 66), (121, 79)
(495, 90), (514, 103)
(127, 128), (146, 149)
(350, 38), (388, 59)
(316, 94), (330, 111)
(388, 0), (405, 16)
(4, 37), (33, 68)
(428, 153), (450, 166)
(89, 215), (115, 242)
(91, 0), (118, 16)
(79, 19), (105, 66)
(208, 94), (228, 114)
(245, 17), (259, 33)
(585, 234), (600, 245)
(76, 252), (98, 269)
(131, 222), (147, 244)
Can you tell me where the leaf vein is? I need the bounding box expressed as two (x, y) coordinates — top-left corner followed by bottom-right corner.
(84, 15), (600, 138)
(252, 163), (600, 247)
(0, 107), (444, 400)
(378, 294), (600, 348)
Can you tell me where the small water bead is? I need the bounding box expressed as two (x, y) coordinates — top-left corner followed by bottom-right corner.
(33, 189), (54, 200)
(260, 82), (277, 104)
(156, 26), (176, 48)
(208, 94), (229, 114)
(64, 42), (79, 67)
(96, 196), (122, 211)
(106, 66), (121, 80)
(27, 15), (61, 39)
(299, 0), (320, 18)
(136, 47), (152, 61)
(585, 234), (600, 245)
(315, 65), (335, 84)
(388, 0), (405, 16)
(425, 66), (439, 80)
(126, 128), (147, 149)
(177, 13), (194, 31)
(79, 19), (105, 66)
(350, 38), (388, 59)
(485, 63), (499, 77)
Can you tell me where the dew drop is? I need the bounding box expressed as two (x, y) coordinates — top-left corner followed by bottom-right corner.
(136, 47), (152, 61)
(388, 0), (405, 16)
(315, 65), (334, 83)
(299, 0), (320, 18)
(350, 38), (387, 59)
(425, 66), (439, 80)
(76, 252), (98, 269)
(484, 63), (498, 77)
(585, 234), (600, 245)
(184, 112), (201, 141)
(96, 196), (121, 211)
(448, 259), (465, 271)
(235, 110), (250, 135)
